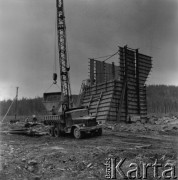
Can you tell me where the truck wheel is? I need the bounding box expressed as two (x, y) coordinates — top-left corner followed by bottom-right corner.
(73, 127), (82, 139)
(97, 128), (102, 136)
(54, 127), (61, 137)
(49, 127), (54, 137)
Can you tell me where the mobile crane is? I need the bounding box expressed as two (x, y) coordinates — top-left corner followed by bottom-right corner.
(43, 0), (102, 139)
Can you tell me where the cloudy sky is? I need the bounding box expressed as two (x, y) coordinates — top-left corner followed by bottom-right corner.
(0, 0), (178, 100)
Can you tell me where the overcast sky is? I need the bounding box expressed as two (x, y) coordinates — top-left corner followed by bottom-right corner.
(0, 0), (178, 100)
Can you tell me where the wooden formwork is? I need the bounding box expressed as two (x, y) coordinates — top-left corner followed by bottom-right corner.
(81, 45), (152, 123)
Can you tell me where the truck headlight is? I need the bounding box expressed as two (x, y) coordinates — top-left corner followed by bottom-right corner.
(82, 124), (85, 127)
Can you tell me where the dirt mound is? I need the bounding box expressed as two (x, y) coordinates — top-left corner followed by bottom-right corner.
(104, 115), (178, 134)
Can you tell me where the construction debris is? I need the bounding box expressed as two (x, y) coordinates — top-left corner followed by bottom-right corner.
(8, 118), (49, 136)
(102, 115), (178, 135)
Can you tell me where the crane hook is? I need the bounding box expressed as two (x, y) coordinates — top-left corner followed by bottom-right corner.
(53, 73), (57, 84)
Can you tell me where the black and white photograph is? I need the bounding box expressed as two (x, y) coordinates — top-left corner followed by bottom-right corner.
(0, 0), (178, 179)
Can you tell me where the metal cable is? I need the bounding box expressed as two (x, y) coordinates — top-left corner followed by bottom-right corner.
(44, 83), (54, 93)
(44, 82), (61, 93)
(56, 83), (61, 91)
(103, 51), (119, 62)
(53, 7), (58, 74)
(92, 50), (119, 60)
(93, 54), (116, 60)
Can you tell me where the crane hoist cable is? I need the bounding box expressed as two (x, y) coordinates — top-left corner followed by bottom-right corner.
(45, 10), (60, 93)
(53, 5), (58, 84)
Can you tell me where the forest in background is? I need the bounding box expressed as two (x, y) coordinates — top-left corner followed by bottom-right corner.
(1, 85), (178, 116)
(147, 85), (178, 114)
(0, 95), (79, 116)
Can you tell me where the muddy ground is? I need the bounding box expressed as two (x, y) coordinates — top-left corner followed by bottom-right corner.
(0, 116), (178, 180)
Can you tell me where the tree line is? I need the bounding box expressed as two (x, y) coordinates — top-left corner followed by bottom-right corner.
(0, 95), (79, 116)
(1, 85), (178, 116)
(147, 85), (178, 114)
(0, 97), (46, 116)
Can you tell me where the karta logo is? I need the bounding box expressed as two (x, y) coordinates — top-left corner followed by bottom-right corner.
(105, 158), (177, 179)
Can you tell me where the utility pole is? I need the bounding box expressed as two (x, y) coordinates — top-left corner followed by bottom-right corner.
(14, 87), (19, 120)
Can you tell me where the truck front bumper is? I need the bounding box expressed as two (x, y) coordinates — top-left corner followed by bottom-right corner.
(79, 125), (102, 133)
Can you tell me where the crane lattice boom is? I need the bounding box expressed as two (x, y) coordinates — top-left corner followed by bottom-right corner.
(56, 0), (72, 110)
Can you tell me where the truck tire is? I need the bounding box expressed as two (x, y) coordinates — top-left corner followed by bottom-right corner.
(97, 128), (102, 136)
(73, 127), (82, 139)
(54, 127), (61, 137)
(49, 127), (54, 137)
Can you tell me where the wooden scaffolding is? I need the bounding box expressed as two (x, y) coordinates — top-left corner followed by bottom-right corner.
(80, 45), (152, 124)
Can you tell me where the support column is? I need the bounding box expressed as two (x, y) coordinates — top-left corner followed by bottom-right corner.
(136, 49), (140, 114)
(124, 46), (128, 121)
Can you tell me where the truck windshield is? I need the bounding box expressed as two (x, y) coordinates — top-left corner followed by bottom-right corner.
(70, 109), (88, 118)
